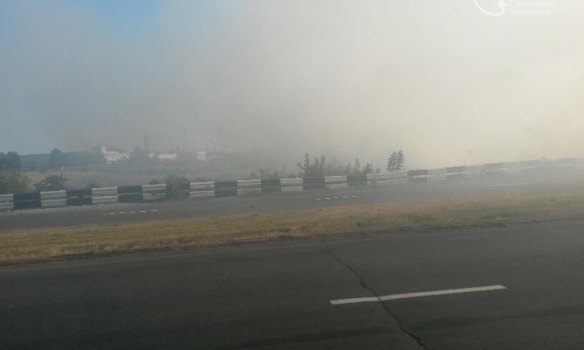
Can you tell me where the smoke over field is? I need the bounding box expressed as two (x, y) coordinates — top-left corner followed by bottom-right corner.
(1, 1), (583, 168)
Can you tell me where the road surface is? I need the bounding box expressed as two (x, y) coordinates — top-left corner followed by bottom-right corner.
(1, 220), (584, 349)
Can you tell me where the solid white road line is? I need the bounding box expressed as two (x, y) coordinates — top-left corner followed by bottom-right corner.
(330, 285), (507, 306)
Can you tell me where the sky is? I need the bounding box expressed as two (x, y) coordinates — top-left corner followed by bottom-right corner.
(1, 0), (583, 168)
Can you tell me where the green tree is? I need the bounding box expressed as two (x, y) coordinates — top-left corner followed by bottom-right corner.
(49, 148), (68, 169)
(363, 163), (374, 175)
(387, 150), (406, 172)
(0, 170), (30, 194)
(35, 175), (67, 192)
(0, 152), (21, 170)
(354, 158), (361, 174)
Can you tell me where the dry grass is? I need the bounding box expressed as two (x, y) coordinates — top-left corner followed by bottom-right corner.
(2, 190), (584, 266)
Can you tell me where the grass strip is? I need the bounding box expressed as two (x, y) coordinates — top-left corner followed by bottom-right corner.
(1, 190), (584, 266)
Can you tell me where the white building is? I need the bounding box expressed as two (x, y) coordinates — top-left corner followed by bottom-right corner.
(100, 146), (128, 164)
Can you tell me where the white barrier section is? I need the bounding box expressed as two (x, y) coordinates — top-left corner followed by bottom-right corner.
(0, 194), (14, 211)
(190, 182), (215, 199)
(367, 172), (407, 187)
(466, 165), (485, 178)
(427, 168), (448, 182)
(142, 184), (167, 202)
(281, 178), (303, 192)
(92, 187), (119, 205)
(325, 175), (348, 190)
(503, 162), (522, 175)
(237, 179), (262, 196)
(41, 190), (67, 208)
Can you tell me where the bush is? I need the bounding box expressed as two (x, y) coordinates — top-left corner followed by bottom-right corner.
(35, 175), (67, 192)
(0, 170), (30, 194)
(165, 174), (190, 200)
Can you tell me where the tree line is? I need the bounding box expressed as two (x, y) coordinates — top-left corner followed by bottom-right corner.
(296, 151), (405, 178)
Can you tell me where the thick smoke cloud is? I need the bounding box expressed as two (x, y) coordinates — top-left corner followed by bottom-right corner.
(1, 0), (583, 168)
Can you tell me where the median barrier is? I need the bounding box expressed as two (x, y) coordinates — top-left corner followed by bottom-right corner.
(408, 170), (428, 183)
(92, 187), (119, 205)
(14, 192), (42, 210)
(190, 182), (215, 199)
(66, 188), (92, 206)
(347, 174), (367, 187)
(303, 177), (326, 191)
(215, 181), (238, 198)
(142, 184), (167, 202)
(447, 166), (467, 180)
(117, 185), (144, 203)
(281, 178), (303, 192)
(261, 179), (281, 193)
(0, 194), (14, 211)
(237, 179), (262, 196)
(427, 168), (447, 182)
(325, 176), (348, 190)
(41, 190), (67, 208)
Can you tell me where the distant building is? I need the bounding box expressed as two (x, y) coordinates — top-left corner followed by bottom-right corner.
(20, 153), (50, 171)
(148, 152), (178, 161)
(94, 146), (128, 164)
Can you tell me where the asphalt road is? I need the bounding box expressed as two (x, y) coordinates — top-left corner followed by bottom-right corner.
(1, 220), (584, 349)
(0, 170), (582, 230)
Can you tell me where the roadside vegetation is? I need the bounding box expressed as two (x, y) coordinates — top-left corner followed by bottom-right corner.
(1, 189), (584, 266)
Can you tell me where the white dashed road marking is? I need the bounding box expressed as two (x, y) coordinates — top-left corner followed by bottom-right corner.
(490, 183), (529, 187)
(330, 285), (507, 306)
(104, 210), (159, 216)
(313, 195), (358, 201)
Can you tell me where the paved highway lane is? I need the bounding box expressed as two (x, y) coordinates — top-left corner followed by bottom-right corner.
(1, 220), (584, 349)
(1, 171), (582, 230)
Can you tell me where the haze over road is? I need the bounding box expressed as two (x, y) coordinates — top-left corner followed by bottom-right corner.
(1, 220), (583, 349)
(0, 171), (581, 230)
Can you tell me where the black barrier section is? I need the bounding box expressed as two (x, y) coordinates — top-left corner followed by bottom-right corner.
(118, 185), (144, 203)
(347, 174), (367, 187)
(14, 192), (42, 210)
(215, 181), (238, 198)
(66, 188), (93, 206)
(303, 177), (325, 191)
(485, 163), (504, 170)
(447, 166), (467, 174)
(408, 170), (428, 183)
(261, 179), (281, 193)
(447, 166), (467, 180)
(520, 160), (541, 168)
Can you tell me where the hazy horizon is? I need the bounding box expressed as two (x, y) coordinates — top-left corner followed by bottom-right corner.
(1, 0), (583, 169)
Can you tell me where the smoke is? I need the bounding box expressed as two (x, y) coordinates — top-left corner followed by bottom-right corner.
(1, 0), (583, 168)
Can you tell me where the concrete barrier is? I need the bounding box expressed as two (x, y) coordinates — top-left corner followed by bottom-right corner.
(215, 181), (238, 198)
(366, 172), (407, 187)
(14, 192), (42, 210)
(142, 184), (167, 202)
(427, 168), (448, 182)
(92, 187), (119, 205)
(0, 194), (14, 211)
(66, 188), (92, 206)
(347, 174), (367, 187)
(41, 190), (67, 208)
(465, 165), (485, 178)
(281, 178), (303, 192)
(261, 179), (281, 193)
(118, 185), (144, 203)
(408, 170), (428, 183)
(303, 177), (326, 191)
(237, 179), (262, 196)
(325, 176), (348, 190)
(190, 182), (215, 199)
